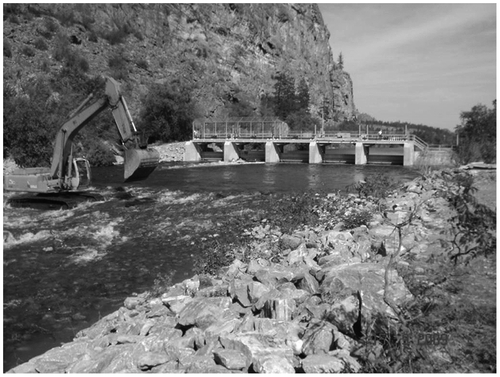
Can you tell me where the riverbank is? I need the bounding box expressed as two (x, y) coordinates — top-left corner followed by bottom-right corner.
(8, 167), (496, 373)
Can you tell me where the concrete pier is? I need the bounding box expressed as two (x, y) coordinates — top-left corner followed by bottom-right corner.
(355, 143), (369, 165)
(223, 142), (240, 162)
(184, 141), (202, 162)
(403, 142), (414, 166)
(309, 142), (325, 163)
(265, 142), (281, 163)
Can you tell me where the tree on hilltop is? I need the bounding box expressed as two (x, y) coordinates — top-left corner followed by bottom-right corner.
(338, 52), (344, 70)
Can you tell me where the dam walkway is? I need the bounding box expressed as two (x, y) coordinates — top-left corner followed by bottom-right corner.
(184, 120), (430, 166)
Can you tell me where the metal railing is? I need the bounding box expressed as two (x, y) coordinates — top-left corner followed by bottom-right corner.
(192, 125), (429, 150)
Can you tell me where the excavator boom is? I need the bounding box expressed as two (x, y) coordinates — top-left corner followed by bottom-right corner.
(50, 77), (159, 185)
(4, 76), (159, 208)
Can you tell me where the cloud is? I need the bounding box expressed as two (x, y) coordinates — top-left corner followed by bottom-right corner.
(318, 3), (496, 130)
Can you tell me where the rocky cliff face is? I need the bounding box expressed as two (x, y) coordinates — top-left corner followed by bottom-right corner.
(3, 3), (356, 123)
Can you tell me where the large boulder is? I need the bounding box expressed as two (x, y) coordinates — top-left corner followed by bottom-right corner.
(177, 297), (234, 330)
(318, 262), (412, 337)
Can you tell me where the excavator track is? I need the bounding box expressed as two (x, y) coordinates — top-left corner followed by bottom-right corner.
(7, 192), (104, 210)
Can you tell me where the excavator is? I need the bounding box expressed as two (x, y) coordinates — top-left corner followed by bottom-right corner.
(4, 76), (160, 209)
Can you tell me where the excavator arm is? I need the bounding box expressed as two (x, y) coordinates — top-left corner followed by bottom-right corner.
(50, 77), (159, 186)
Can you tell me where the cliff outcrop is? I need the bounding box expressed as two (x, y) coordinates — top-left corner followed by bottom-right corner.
(3, 3), (356, 122)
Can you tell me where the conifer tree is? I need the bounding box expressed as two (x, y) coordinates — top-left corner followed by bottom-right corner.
(273, 71), (296, 119)
(296, 77), (310, 113)
(338, 52), (344, 70)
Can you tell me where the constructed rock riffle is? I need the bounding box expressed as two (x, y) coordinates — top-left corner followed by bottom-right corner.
(8, 171), (465, 373)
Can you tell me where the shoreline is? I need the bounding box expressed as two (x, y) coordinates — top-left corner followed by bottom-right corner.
(7, 167), (496, 373)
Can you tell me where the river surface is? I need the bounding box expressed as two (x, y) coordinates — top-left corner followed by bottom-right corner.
(3, 162), (420, 371)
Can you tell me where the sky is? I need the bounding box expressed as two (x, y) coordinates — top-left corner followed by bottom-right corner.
(318, 3), (496, 131)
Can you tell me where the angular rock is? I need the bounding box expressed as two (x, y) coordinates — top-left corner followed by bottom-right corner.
(328, 349), (362, 372)
(148, 325), (182, 341)
(177, 297), (233, 330)
(223, 259), (248, 279)
(29, 341), (89, 373)
(302, 321), (336, 355)
(253, 354), (295, 373)
(295, 295), (329, 321)
(287, 243), (309, 265)
(302, 354), (345, 373)
(220, 333), (294, 372)
(263, 297), (296, 321)
(214, 349), (248, 370)
(188, 364), (233, 373)
(246, 258), (270, 275)
(253, 265), (296, 286)
(162, 295), (193, 314)
(146, 303), (173, 319)
(295, 270), (320, 295)
(319, 263), (412, 338)
(247, 281), (272, 304)
(183, 327), (205, 349)
(182, 355), (217, 372)
(124, 296), (146, 310)
(204, 317), (241, 341)
(137, 352), (170, 371)
(228, 279), (252, 307)
(332, 326), (359, 352)
(150, 360), (181, 373)
(196, 283), (229, 298)
(280, 234), (303, 250)
(116, 334), (143, 344)
(69, 344), (137, 373)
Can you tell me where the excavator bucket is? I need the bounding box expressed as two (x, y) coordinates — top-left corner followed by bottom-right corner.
(124, 148), (160, 182)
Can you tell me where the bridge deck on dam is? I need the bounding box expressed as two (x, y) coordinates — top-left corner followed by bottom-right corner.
(184, 130), (430, 166)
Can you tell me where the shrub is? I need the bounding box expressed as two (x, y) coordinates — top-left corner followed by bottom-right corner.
(133, 30), (144, 41)
(4, 39), (12, 57)
(108, 52), (128, 80)
(7, 14), (20, 24)
(138, 80), (199, 143)
(147, 271), (176, 298)
(269, 192), (321, 233)
(341, 209), (372, 230)
(45, 17), (59, 33)
(85, 139), (116, 167)
(40, 59), (51, 72)
(88, 30), (99, 43)
(34, 37), (48, 51)
(21, 45), (35, 57)
(136, 59), (149, 70)
(81, 14), (95, 30)
(4, 95), (56, 167)
(53, 33), (71, 62)
(53, 33), (89, 73)
(102, 23), (135, 45)
(346, 174), (399, 200)
(56, 8), (76, 27)
(437, 170), (496, 263)
(193, 239), (234, 276)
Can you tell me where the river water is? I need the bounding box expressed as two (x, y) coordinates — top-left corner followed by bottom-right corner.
(3, 162), (420, 371)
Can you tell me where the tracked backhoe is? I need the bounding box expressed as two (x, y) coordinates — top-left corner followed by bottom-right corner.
(4, 77), (160, 209)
